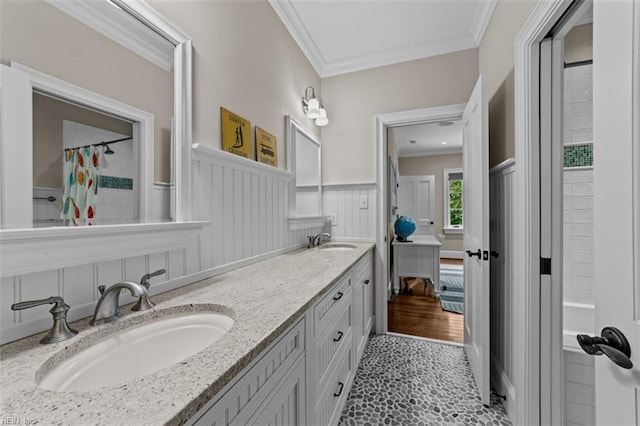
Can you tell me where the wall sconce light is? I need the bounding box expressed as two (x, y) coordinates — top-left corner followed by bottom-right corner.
(302, 86), (329, 126)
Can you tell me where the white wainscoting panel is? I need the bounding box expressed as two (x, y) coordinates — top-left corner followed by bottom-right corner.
(0, 145), (322, 344)
(488, 159), (517, 422)
(322, 183), (376, 241)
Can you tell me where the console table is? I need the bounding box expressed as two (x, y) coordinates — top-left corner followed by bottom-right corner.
(392, 235), (442, 296)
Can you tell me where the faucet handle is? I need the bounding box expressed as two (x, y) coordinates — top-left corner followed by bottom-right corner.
(140, 268), (166, 287)
(11, 296), (77, 344)
(133, 269), (163, 312)
(307, 236), (315, 248)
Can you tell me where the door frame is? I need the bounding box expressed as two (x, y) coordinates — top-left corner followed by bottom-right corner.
(514, 0), (575, 424)
(374, 103), (465, 335)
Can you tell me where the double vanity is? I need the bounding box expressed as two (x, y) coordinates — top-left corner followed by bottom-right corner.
(0, 242), (374, 425)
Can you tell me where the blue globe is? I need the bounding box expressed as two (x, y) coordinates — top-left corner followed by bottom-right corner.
(394, 216), (416, 240)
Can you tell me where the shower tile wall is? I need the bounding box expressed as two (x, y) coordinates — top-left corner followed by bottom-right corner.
(563, 63), (595, 426)
(563, 64), (594, 309)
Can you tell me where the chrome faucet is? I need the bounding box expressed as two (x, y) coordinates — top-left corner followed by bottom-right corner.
(308, 232), (331, 248)
(90, 281), (148, 326)
(132, 268), (165, 311)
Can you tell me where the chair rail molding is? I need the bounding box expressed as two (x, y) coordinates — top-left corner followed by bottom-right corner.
(0, 222), (208, 278)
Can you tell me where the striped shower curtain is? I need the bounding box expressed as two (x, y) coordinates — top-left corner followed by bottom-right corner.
(61, 146), (100, 226)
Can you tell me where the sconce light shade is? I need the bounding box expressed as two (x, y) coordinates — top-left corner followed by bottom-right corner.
(315, 108), (329, 126)
(302, 86), (328, 126)
(306, 97), (321, 119)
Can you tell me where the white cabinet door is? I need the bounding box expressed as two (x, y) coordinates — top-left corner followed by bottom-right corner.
(250, 358), (306, 426)
(462, 74), (490, 406)
(397, 175), (435, 235)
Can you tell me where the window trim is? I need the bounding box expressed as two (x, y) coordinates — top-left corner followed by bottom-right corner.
(443, 168), (463, 233)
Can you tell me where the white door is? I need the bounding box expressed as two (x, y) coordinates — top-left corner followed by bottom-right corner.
(397, 175), (435, 235)
(593, 2), (639, 423)
(462, 75), (490, 405)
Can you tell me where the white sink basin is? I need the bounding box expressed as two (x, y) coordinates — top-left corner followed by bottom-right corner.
(38, 311), (234, 392)
(319, 243), (357, 251)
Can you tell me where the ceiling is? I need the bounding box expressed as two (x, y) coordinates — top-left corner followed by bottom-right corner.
(391, 120), (463, 158)
(269, 0), (497, 77)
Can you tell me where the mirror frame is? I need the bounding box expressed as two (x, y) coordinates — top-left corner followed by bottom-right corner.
(285, 115), (326, 230)
(0, 0), (201, 278)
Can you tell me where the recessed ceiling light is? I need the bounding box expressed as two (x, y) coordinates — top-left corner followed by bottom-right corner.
(409, 140), (417, 144)
(441, 141), (448, 145)
(438, 121), (455, 127)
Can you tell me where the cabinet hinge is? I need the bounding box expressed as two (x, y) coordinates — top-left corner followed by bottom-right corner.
(540, 257), (551, 275)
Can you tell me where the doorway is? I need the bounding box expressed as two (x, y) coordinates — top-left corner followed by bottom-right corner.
(386, 120), (465, 344)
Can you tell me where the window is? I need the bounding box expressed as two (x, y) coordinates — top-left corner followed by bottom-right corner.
(444, 169), (463, 233)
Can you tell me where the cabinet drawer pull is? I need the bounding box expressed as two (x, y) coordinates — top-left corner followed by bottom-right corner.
(333, 331), (344, 342)
(364, 279), (370, 285)
(333, 292), (344, 302)
(333, 381), (344, 397)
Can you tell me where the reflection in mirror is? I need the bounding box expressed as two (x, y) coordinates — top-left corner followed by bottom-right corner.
(0, 0), (175, 228)
(33, 94), (141, 226)
(286, 116), (322, 217)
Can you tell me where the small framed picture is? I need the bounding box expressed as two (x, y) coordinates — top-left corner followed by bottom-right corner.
(255, 126), (277, 167)
(221, 107), (252, 159)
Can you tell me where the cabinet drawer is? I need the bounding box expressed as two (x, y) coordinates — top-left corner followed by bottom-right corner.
(313, 344), (354, 426)
(312, 274), (351, 339)
(190, 318), (305, 426)
(314, 300), (352, 386)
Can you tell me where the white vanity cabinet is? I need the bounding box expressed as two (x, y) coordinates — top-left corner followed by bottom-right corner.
(188, 318), (306, 426)
(187, 248), (375, 426)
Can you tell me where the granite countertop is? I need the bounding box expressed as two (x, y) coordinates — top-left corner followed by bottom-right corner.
(0, 242), (374, 425)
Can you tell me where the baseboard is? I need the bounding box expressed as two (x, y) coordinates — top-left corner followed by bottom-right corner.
(440, 250), (463, 259)
(490, 352), (516, 423)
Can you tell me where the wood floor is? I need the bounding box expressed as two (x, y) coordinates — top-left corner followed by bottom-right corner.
(388, 259), (463, 344)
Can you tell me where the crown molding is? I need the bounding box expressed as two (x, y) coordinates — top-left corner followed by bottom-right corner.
(269, 0), (495, 78)
(321, 37), (478, 77)
(268, 0), (324, 77)
(471, 0), (498, 46)
(44, 0), (174, 72)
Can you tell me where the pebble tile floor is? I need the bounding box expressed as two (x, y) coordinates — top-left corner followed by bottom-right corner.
(339, 335), (511, 426)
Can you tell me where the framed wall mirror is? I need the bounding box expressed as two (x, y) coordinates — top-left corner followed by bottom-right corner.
(0, 0), (192, 229)
(285, 115), (326, 229)
(0, 0), (200, 277)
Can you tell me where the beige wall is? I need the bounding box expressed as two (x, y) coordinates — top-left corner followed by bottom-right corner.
(33, 94), (132, 188)
(0, 0), (173, 182)
(398, 153), (463, 253)
(479, 0), (537, 168)
(148, 0), (320, 170)
(565, 24), (593, 63)
(321, 48), (479, 184)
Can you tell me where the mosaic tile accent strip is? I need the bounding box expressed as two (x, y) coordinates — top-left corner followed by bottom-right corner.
(99, 175), (133, 190)
(339, 335), (511, 426)
(564, 144), (593, 168)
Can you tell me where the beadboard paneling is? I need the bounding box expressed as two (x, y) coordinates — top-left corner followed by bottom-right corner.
(322, 183), (376, 241)
(0, 146), (322, 344)
(489, 159), (516, 421)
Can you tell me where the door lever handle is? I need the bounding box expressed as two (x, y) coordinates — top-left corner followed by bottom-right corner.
(466, 249), (481, 258)
(577, 327), (633, 369)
